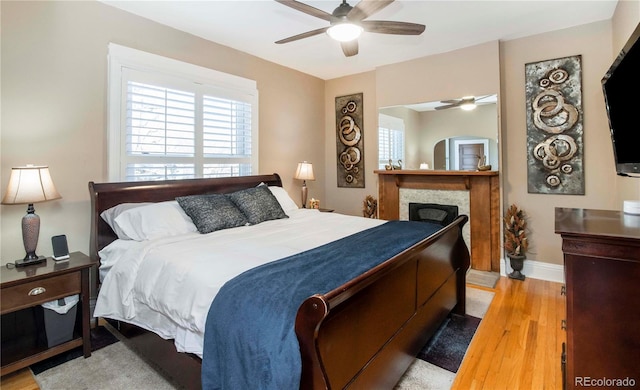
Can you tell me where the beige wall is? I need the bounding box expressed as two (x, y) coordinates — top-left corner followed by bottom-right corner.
(1, 1), (325, 261)
(373, 42), (501, 213)
(612, 0), (640, 51)
(324, 71), (378, 215)
(500, 19), (638, 267)
(376, 41), (501, 108)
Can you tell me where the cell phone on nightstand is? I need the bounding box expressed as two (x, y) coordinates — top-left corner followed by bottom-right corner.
(51, 234), (70, 261)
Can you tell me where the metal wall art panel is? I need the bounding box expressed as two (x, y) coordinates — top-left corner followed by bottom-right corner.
(335, 93), (365, 188)
(525, 55), (584, 195)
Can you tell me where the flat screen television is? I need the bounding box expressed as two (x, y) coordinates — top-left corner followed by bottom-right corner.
(602, 23), (640, 177)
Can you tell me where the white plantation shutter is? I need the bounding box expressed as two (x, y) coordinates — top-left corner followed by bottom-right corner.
(127, 82), (195, 158)
(108, 44), (258, 181)
(378, 114), (405, 169)
(202, 95), (253, 177)
(124, 81), (196, 181)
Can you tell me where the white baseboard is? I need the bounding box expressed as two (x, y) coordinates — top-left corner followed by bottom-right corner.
(499, 257), (565, 283)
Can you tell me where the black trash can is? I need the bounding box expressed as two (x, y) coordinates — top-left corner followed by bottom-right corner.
(40, 294), (79, 348)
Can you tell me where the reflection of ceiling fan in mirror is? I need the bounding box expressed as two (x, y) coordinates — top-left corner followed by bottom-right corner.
(435, 95), (494, 111)
(274, 0), (425, 57)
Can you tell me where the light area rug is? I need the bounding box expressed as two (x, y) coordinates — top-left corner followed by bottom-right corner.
(35, 341), (178, 390)
(395, 286), (495, 390)
(466, 269), (500, 289)
(35, 286), (494, 390)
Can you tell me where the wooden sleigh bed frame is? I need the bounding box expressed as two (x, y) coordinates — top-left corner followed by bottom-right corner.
(89, 173), (470, 389)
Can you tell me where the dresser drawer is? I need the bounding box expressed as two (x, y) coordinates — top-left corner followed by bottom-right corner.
(0, 272), (81, 314)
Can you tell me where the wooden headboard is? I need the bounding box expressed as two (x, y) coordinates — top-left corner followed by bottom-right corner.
(88, 174), (283, 263)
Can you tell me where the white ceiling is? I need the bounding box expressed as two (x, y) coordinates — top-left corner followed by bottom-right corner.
(101, 0), (618, 80)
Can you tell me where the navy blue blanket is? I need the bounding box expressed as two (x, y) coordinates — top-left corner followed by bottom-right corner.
(201, 220), (443, 390)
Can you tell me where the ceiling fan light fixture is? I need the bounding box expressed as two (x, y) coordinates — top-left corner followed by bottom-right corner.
(459, 96), (477, 111)
(327, 22), (363, 42)
(460, 102), (477, 111)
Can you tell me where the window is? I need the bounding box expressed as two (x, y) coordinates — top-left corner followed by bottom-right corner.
(108, 44), (258, 181)
(378, 114), (405, 169)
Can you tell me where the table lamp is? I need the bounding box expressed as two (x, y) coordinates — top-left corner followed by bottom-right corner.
(2, 165), (61, 267)
(294, 161), (315, 208)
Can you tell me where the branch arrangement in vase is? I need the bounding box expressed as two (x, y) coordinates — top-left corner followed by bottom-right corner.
(503, 204), (528, 257)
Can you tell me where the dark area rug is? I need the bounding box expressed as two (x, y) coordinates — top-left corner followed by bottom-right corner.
(417, 313), (481, 373)
(30, 325), (119, 375)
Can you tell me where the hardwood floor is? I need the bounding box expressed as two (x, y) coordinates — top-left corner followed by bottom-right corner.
(0, 370), (40, 390)
(1, 276), (565, 390)
(454, 277), (566, 390)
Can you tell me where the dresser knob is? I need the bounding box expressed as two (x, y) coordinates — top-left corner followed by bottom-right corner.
(560, 285), (566, 295)
(28, 287), (46, 296)
(561, 319), (567, 330)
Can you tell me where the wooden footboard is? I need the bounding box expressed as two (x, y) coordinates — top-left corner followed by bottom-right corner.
(89, 174), (469, 390)
(296, 215), (469, 389)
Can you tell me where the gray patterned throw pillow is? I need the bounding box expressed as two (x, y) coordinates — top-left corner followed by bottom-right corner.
(176, 194), (249, 234)
(226, 185), (289, 225)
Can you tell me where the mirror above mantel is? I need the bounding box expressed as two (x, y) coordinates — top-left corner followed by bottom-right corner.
(378, 94), (498, 171)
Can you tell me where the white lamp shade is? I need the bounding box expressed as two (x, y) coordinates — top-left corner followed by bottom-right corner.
(327, 23), (363, 42)
(2, 165), (61, 205)
(294, 162), (315, 181)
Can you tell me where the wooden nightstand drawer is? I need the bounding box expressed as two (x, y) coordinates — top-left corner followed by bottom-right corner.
(1, 272), (80, 314)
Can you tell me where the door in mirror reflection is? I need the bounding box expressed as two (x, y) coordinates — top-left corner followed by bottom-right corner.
(459, 143), (484, 170)
(434, 136), (490, 170)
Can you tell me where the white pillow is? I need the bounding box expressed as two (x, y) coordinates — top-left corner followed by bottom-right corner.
(100, 202), (152, 240)
(113, 200), (198, 241)
(267, 186), (299, 213)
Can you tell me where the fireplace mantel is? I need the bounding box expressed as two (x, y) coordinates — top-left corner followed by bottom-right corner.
(375, 169), (500, 271)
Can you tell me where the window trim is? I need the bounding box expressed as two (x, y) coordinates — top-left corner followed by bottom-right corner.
(107, 43), (259, 181)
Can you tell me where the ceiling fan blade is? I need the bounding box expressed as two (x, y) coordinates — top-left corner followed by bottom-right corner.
(361, 20), (425, 35)
(435, 104), (457, 111)
(475, 94), (494, 102)
(274, 0), (332, 22)
(440, 99), (460, 104)
(348, 0), (394, 21)
(341, 40), (359, 57)
(275, 27), (329, 44)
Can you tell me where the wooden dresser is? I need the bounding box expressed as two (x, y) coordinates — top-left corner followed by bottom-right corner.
(555, 208), (640, 389)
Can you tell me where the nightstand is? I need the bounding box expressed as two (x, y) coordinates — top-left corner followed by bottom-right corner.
(0, 252), (96, 376)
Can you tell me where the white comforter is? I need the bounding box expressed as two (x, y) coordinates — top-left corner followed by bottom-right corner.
(94, 209), (384, 357)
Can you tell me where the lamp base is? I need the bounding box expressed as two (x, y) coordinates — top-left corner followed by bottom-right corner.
(301, 183), (308, 209)
(15, 256), (47, 268)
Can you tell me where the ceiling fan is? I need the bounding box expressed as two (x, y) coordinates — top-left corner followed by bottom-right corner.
(274, 0), (425, 57)
(435, 95), (493, 111)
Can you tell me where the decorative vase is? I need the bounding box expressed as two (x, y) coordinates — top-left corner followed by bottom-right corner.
(507, 254), (526, 281)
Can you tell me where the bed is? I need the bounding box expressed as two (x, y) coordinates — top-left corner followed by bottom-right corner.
(89, 173), (470, 389)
